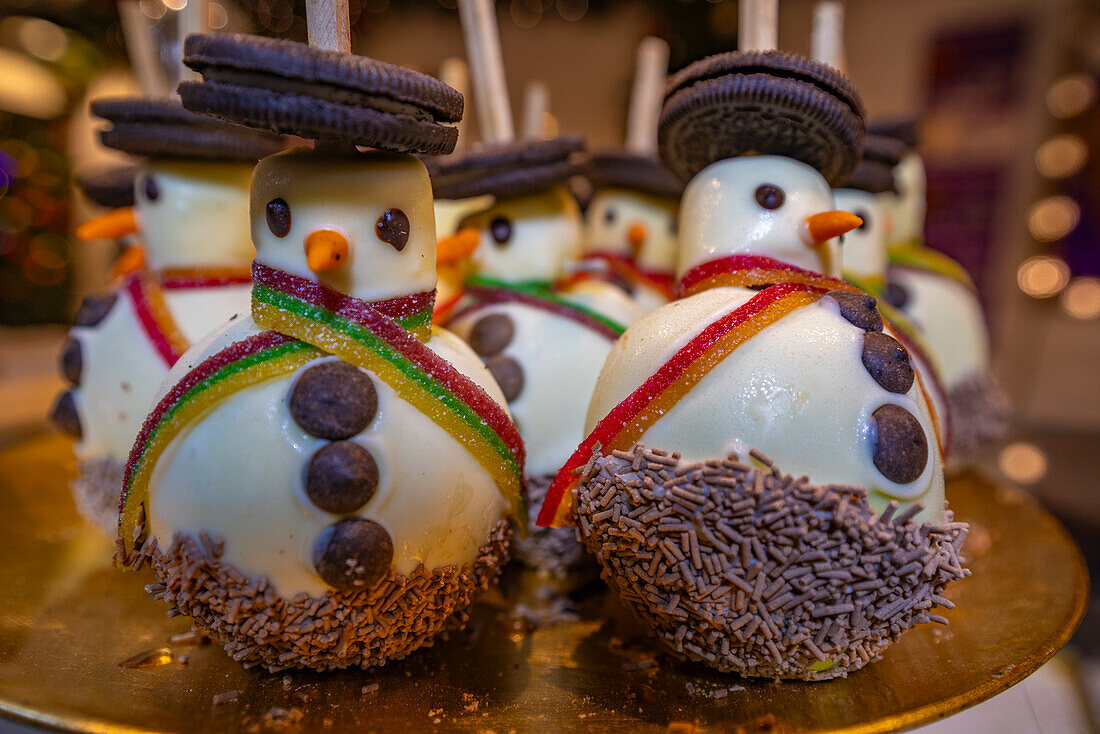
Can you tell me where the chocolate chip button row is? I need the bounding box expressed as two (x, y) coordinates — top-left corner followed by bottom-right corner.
(871, 404), (929, 484)
(468, 313), (514, 357)
(861, 331), (915, 394)
(306, 441), (380, 515)
(50, 391), (81, 438)
(826, 289), (883, 332)
(60, 337), (82, 385)
(885, 281), (909, 309)
(289, 361), (378, 440)
(74, 293), (117, 327)
(485, 354), (524, 402)
(312, 518), (394, 591)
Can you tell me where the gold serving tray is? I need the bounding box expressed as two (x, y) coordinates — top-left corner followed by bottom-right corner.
(0, 434), (1088, 733)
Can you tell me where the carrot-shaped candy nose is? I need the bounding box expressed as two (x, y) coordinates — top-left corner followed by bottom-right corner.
(627, 222), (648, 253)
(76, 207), (137, 241)
(109, 245), (146, 279)
(305, 229), (349, 272)
(437, 227), (480, 266)
(803, 211), (862, 245)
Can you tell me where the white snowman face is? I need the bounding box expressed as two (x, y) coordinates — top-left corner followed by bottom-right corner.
(677, 155), (856, 278)
(888, 152), (926, 244)
(136, 160), (255, 271)
(834, 188), (886, 282)
(456, 185), (582, 283)
(584, 188), (679, 274)
(251, 148), (437, 303)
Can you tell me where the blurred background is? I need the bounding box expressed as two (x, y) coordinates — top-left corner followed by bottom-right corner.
(0, 0), (1096, 730)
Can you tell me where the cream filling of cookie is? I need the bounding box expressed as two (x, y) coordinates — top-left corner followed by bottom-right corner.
(149, 316), (511, 598)
(203, 68), (441, 123)
(585, 286), (946, 523)
(889, 267), (990, 388)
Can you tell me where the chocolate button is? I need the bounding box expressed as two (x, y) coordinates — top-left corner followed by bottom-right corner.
(306, 441), (380, 514)
(60, 337), (82, 385)
(468, 313), (514, 356)
(312, 518), (393, 591)
(861, 332), (915, 394)
(871, 404), (928, 484)
(826, 290), (883, 332)
(289, 361), (378, 440)
(486, 355), (523, 402)
(50, 391), (81, 438)
(74, 293), (117, 327)
(885, 281), (909, 309)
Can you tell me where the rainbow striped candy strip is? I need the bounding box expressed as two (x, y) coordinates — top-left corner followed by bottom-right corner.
(251, 266), (526, 528)
(536, 282), (822, 528)
(675, 254), (864, 299)
(119, 331), (321, 555)
(887, 242), (976, 292)
(158, 266), (252, 290)
(575, 252), (676, 300)
(448, 275), (627, 341)
(843, 271), (886, 298)
(124, 273), (189, 366)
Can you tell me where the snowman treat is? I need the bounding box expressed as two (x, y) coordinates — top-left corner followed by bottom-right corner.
(51, 98), (284, 531)
(116, 32), (522, 671)
(437, 136), (643, 573)
(539, 49), (967, 680)
(871, 117), (1007, 466)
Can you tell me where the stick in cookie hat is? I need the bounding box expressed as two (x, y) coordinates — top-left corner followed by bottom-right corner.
(538, 0), (967, 680)
(579, 36), (684, 313)
(51, 4), (286, 533)
(116, 0), (524, 671)
(435, 0), (643, 574)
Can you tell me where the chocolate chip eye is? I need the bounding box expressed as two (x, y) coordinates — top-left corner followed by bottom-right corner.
(754, 184), (785, 210)
(266, 197), (291, 238)
(604, 208), (616, 224)
(376, 208), (410, 251)
(490, 216), (512, 246)
(855, 210), (870, 230)
(144, 176), (159, 202)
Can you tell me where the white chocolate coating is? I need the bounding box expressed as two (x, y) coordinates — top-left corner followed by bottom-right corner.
(586, 286), (946, 523)
(252, 148), (438, 303)
(449, 279), (641, 476)
(149, 316), (510, 598)
(834, 188), (887, 283)
(881, 153), (927, 246)
(889, 267), (990, 388)
(137, 160), (255, 271)
(434, 195), (494, 238)
(677, 156), (843, 279)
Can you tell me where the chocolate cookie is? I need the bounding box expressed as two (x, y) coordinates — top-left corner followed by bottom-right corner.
(423, 136), (585, 199)
(584, 149), (682, 200)
(91, 97), (287, 161)
(658, 50), (865, 185)
(868, 115), (919, 151)
(180, 33), (462, 155)
(74, 164), (138, 208)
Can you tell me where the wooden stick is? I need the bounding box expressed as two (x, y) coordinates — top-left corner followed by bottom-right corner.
(306, 0), (351, 53)
(458, 0), (514, 144)
(439, 57), (471, 146)
(739, 0), (778, 52)
(625, 36), (669, 156)
(118, 0), (169, 97)
(177, 0), (210, 82)
(521, 80), (549, 140)
(811, 1), (846, 73)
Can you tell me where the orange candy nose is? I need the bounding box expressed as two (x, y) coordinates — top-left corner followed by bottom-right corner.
(436, 227), (480, 265)
(305, 229), (350, 272)
(804, 211), (863, 245)
(627, 222), (647, 251)
(76, 207), (138, 241)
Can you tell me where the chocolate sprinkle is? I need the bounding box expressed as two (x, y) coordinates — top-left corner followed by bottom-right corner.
(71, 457), (125, 533)
(511, 473), (588, 575)
(305, 441), (380, 515)
(485, 355), (523, 402)
(313, 519), (394, 591)
(60, 336), (82, 385)
(573, 443), (967, 679)
(74, 293), (117, 327)
(468, 313), (514, 357)
(120, 521), (511, 671)
(289, 361), (378, 440)
(872, 405), (929, 484)
(825, 290), (883, 332)
(50, 390), (81, 439)
(861, 332), (915, 394)
(947, 371), (1009, 467)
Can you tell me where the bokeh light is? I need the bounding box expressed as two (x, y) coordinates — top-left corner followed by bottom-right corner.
(1027, 195), (1080, 242)
(998, 442), (1048, 484)
(1061, 277), (1100, 320)
(1035, 134), (1088, 179)
(1018, 255), (1070, 298)
(1046, 73), (1096, 118)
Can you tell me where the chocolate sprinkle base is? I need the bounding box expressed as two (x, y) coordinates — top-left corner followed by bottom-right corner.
(947, 371), (1010, 470)
(71, 457), (124, 534)
(512, 474), (589, 576)
(573, 444), (969, 680)
(121, 521), (511, 672)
